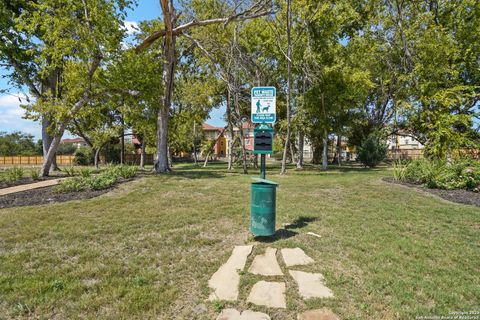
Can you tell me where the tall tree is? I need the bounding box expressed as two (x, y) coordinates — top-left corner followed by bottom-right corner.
(1, 0), (131, 176)
(136, 0), (272, 173)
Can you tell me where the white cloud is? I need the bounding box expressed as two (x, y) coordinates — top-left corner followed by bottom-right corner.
(123, 21), (139, 35)
(0, 94), (41, 138)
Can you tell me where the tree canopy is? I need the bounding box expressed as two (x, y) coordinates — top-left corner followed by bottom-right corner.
(1, 0), (478, 174)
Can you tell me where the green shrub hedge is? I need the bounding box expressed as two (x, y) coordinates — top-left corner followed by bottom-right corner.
(55, 165), (137, 193)
(0, 167), (25, 185)
(393, 159), (480, 192)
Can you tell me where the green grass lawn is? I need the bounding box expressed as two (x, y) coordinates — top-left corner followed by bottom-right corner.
(0, 163), (478, 319)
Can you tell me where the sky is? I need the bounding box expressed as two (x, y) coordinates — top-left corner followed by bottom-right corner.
(0, 0), (226, 140)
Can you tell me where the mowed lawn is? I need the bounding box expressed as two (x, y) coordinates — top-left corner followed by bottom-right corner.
(0, 163), (478, 319)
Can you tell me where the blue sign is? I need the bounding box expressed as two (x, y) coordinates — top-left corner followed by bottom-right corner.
(251, 87), (276, 123)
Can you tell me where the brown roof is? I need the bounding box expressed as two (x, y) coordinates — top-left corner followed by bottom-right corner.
(61, 138), (85, 144)
(202, 123), (223, 131)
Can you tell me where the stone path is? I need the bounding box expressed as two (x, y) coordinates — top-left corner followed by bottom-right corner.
(208, 245), (338, 319)
(289, 270), (334, 299)
(247, 281), (286, 308)
(0, 179), (61, 196)
(248, 247), (283, 276)
(208, 245), (253, 301)
(217, 308), (271, 320)
(281, 248), (314, 267)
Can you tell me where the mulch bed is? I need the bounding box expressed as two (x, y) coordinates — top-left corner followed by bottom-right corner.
(383, 177), (480, 208)
(0, 185), (112, 209)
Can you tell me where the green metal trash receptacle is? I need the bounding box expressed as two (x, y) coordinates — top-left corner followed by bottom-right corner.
(250, 178), (278, 236)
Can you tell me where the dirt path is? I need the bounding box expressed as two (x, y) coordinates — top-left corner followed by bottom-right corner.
(0, 179), (61, 196)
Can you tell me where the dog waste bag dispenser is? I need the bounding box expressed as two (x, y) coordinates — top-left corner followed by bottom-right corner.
(253, 123), (274, 155)
(250, 123), (277, 237)
(250, 87), (278, 237)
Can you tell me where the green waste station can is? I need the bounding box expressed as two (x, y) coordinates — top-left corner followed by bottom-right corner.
(250, 178), (278, 236)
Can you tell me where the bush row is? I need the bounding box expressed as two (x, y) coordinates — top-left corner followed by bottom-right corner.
(54, 165), (137, 193)
(0, 167), (40, 185)
(393, 159), (480, 192)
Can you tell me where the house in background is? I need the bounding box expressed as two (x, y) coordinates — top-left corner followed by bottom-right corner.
(60, 137), (87, 149)
(202, 122), (255, 159)
(387, 131), (424, 150)
(202, 123), (227, 158)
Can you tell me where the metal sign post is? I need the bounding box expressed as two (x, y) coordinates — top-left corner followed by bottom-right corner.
(251, 87), (276, 180)
(250, 87), (278, 237)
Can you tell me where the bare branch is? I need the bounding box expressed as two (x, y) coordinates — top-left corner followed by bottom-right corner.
(183, 34), (229, 84)
(135, 30), (167, 53)
(173, 10), (272, 34)
(136, 1), (273, 52)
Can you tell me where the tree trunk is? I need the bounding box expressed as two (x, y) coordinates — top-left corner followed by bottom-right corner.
(155, 104), (170, 172)
(41, 117), (60, 171)
(296, 131), (304, 169)
(253, 154), (258, 169)
(226, 88), (235, 170)
(140, 137), (146, 170)
(120, 117), (125, 165)
(41, 126), (65, 176)
(234, 93), (248, 174)
(168, 144), (173, 168)
(193, 122), (198, 165)
(289, 140), (295, 163)
(155, 37), (175, 173)
(336, 135), (342, 167)
(280, 0), (292, 175)
(203, 151), (210, 167)
(322, 128), (328, 171)
(94, 148), (100, 169)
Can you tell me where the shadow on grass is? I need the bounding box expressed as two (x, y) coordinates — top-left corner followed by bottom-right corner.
(254, 228), (298, 243)
(284, 216), (318, 230)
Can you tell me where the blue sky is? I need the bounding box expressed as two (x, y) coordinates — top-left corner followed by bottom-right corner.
(0, 0), (226, 139)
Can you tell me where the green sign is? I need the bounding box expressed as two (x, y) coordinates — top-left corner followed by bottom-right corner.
(253, 123), (274, 155)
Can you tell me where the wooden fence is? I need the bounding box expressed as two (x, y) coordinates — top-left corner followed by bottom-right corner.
(387, 149), (423, 160)
(0, 155), (75, 166)
(124, 154), (154, 165)
(387, 148), (480, 160)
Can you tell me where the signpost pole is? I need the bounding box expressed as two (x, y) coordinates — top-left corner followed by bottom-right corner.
(260, 154), (266, 179)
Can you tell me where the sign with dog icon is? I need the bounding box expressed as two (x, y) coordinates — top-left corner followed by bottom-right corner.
(251, 87), (276, 124)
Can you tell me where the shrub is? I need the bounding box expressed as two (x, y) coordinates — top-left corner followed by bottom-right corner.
(80, 168), (93, 178)
(54, 177), (88, 193)
(392, 161), (407, 181)
(357, 133), (387, 167)
(63, 166), (76, 177)
(395, 159), (480, 192)
(86, 174), (117, 190)
(54, 165), (138, 193)
(117, 166), (137, 179)
(73, 146), (93, 166)
(6, 167), (24, 183)
(30, 170), (40, 181)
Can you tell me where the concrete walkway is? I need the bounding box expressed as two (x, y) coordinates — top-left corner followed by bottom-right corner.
(0, 179), (61, 196)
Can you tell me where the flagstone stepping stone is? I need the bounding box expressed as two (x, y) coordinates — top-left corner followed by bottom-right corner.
(248, 247), (283, 276)
(208, 245), (253, 301)
(297, 308), (340, 320)
(289, 270), (334, 299)
(247, 281), (286, 308)
(217, 308), (271, 320)
(281, 248), (314, 267)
